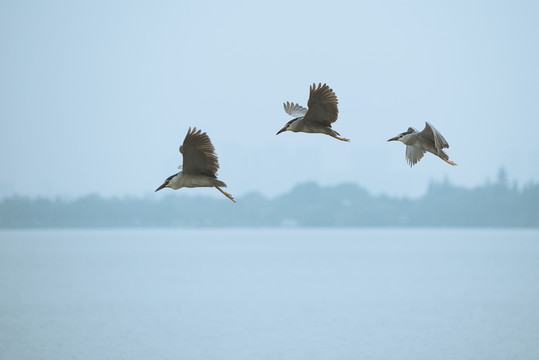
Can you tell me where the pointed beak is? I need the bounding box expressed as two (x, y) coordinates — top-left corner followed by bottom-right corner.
(387, 136), (399, 142)
(155, 183), (166, 192)
(276, 127), (286, 135)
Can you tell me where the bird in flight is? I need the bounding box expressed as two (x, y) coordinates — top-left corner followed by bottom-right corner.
(387, 122), (457, 166)
(277, 83), (350, 142)
(155, 127), (235, 202)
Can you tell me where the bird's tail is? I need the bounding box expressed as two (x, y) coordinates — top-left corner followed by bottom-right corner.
(438, 150), (449, 160)
(212, 179), (227, 188)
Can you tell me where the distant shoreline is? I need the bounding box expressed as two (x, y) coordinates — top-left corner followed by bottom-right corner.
(1, 178), (538, 229)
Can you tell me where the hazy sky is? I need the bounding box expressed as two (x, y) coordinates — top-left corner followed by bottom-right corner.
(1, 0), (538, 199)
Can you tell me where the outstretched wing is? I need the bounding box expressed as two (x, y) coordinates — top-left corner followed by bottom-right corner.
(303, 83), (339, 125)
(283, 101), (308, 117)
(406, 145), (426, 167)
(418, 122), (449, 153)
(179, 127), (219, 177)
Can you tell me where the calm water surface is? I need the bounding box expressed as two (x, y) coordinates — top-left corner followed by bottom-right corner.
(0, 229), (538, 360)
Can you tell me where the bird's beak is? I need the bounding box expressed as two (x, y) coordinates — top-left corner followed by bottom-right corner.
(387, 136), (399, 142)
(276, 127), (286, 135)
(155, 183), (166, 192)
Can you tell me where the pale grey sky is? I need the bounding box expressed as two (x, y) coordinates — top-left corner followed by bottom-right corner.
(1, 0), (538, 199)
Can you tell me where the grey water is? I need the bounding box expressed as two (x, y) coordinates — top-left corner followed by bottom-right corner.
(0, 229), (538, 360)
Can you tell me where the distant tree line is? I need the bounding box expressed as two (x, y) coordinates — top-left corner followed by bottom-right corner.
(1, 175), (538, 228)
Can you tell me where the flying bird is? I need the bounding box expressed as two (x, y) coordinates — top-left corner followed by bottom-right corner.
(155, 127), (235, 202)
(277, 83), (350, 142)
(388, 122), (457, 166)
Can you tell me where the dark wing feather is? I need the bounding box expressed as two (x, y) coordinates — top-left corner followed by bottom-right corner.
(179, 127), (219, 177)
(303, 83), (339, 125)
(418, 122), (449, 153)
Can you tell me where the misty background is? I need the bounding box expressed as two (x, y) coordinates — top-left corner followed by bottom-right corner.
(2, 3), (539, 359)
(1, 1), (538, 201)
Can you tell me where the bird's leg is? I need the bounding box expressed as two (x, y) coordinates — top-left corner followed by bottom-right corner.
(444, 159), (457, 166)
(329, 130), (350, 142)
(215, 186), (236, 203)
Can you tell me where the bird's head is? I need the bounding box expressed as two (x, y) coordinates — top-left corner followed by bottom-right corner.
(276, 118), (300, 135)
(387, 128), (415, 143)
(155, 173), (177, 192)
